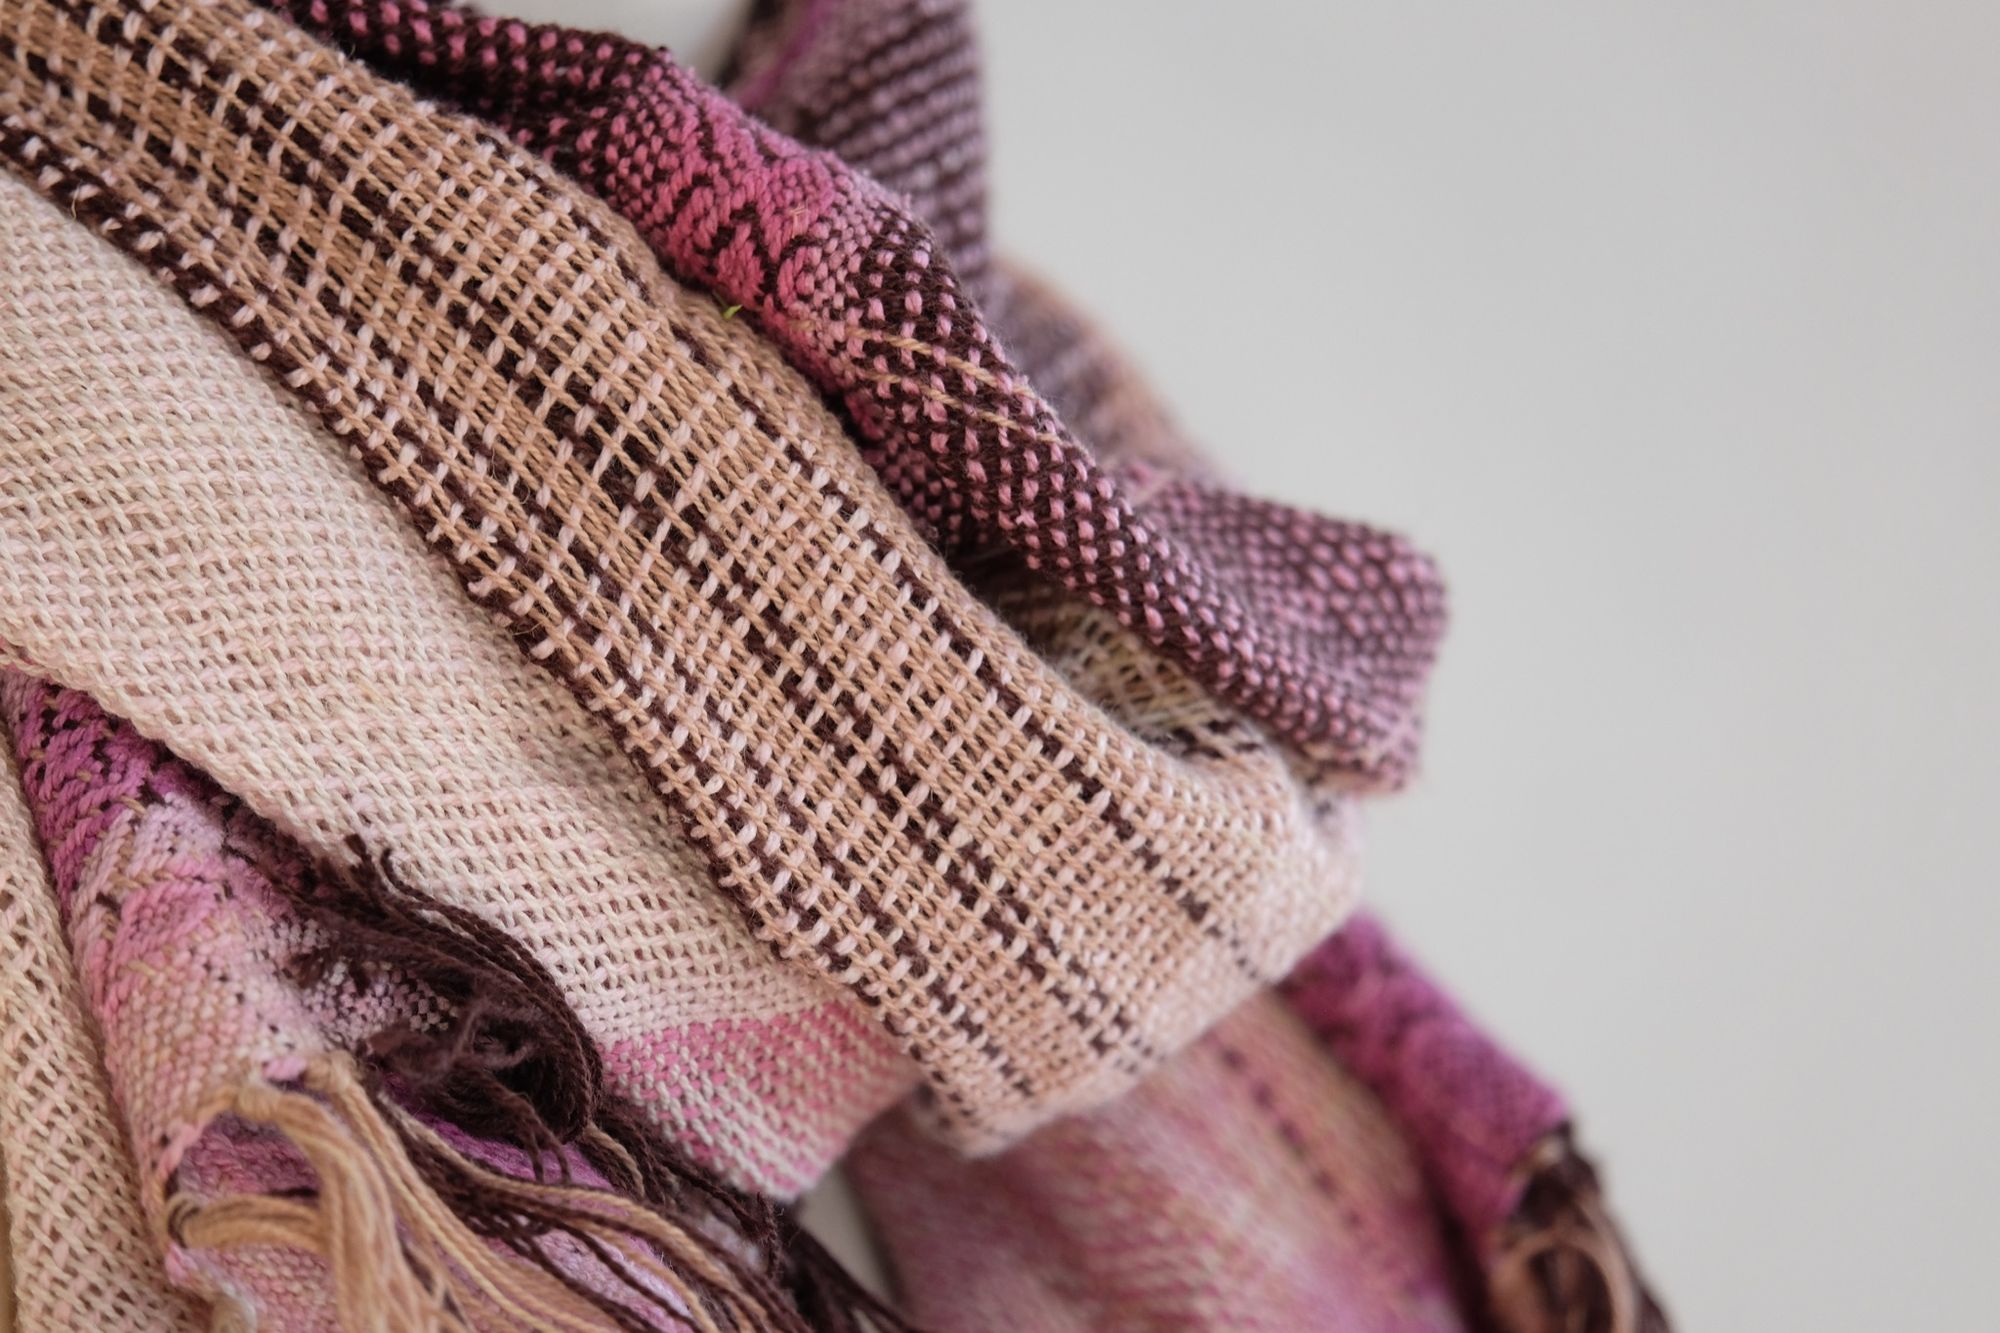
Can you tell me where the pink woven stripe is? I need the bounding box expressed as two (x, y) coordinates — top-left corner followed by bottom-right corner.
(1280, 914), (1569, 1243)
(604, 1000), (907, 1196)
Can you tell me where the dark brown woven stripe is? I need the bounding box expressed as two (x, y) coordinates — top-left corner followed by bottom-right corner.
(0, 34), (1030, 1116)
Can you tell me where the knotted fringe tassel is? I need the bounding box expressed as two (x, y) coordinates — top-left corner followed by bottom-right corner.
(170, 1052), (763, 1331)
(1487, 1135), (1669, 1333)
(179, 835), (910, 1332)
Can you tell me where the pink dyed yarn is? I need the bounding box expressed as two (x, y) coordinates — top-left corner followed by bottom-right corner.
(1281, 915), (1569, 1246)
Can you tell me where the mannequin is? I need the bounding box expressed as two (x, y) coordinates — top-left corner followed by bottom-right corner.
(497, 0), (753, 78)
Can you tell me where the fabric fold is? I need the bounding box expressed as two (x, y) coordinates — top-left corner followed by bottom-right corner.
(0, 0), (1382, 1145)
(0, 0), (1667, 1327)
(268, 0), (1448, 788)
(0, 673), (886, 1330)
(846, 991), (1474, 1332)
(0, 711), (204, 1330)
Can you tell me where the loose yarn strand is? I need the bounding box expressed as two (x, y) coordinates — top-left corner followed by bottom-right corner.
(1487, 1136), (1669, 1333)
(170, 1055), (615, 1331)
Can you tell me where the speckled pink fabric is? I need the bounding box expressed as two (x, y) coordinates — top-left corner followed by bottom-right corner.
(1280, 916), (1568, 1249)
(0, 674), (829, 1326)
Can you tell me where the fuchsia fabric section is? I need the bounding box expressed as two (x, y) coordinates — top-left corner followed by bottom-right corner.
(3, 673), (363, 1321)
(274, 0), (1447, 786)
(1281, 914), (1570, 1250)
(726, 0), (994, 295)
(9, 678), (162, 911)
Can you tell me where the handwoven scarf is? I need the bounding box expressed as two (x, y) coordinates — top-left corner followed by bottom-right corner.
(0, 0), (1664, 1327)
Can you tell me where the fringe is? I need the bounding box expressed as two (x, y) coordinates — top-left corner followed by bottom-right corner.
(1487, 1135), (1670, 1333)
(170, 834), (911, 1331)
(169, 1052), (746, 1331)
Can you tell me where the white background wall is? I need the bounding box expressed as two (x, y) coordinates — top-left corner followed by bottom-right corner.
(973, 4), (1999, 1329)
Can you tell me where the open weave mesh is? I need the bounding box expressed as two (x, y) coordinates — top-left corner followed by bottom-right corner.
(0, 0), (1378, 1146)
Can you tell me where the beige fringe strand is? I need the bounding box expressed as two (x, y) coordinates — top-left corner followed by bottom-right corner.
(164, 1052), (784, 1332)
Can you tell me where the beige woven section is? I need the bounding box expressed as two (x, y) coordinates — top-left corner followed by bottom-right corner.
(0, 168), (910, 1196)
(0, 0), (1366, 1145)
(0, 735), (204, 1329)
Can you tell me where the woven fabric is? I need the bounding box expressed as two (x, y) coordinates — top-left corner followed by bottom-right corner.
(1281, 915), (1570, 1251)
(0, 0), (1377, 1146)
(721, 0), (1202, 484)
(725, 0), (1204, 482)
(0, 674), (822, 1329)
(721, 10), (1650, 1319)
(0, 0), (1667, 1328)
(726, 0), (993, 296)
(848, 992), (1471, 1333)
(264, 0), (1448, 789)
(0, 163), (909, 1201)
(1, 673), (352, 1326)
(0, 722), (205, 1331)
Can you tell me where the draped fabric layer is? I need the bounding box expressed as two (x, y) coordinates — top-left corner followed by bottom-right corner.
(0, 0), (1664, 1328)
(271, 0), (1449, 787)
